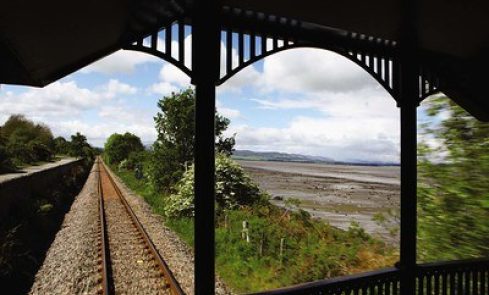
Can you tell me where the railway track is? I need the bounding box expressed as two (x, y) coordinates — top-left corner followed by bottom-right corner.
(95, 157), (184, 295)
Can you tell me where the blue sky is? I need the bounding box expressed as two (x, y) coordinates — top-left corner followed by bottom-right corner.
(0, 43), (410, 163)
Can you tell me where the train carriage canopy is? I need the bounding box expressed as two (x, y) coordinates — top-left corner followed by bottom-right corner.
(1, 0), (489, 119)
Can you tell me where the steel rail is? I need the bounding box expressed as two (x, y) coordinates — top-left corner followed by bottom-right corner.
(98, 159), (185, 295)
(96, 158), (111, 295)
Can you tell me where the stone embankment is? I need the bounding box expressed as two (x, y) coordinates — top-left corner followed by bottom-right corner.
(0, 158), (88, 295)
(0, 158), (83, 220)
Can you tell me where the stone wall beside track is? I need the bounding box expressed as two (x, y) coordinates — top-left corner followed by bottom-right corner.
(0, 158), (84, 222)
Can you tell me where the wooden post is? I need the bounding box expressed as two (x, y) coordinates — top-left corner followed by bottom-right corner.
(192, 0), (220, 294)
(280, 237), (286, 264)
(259, 232), (265, 256)
(242, 220), (250, 242)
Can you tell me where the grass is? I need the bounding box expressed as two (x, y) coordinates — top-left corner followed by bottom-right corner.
(113, 166), (398, 293)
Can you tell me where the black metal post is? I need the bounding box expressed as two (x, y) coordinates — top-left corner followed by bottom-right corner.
(399, 0), (419, 294)
(399, 95), (418, 295)
(192, 0), (220, 294)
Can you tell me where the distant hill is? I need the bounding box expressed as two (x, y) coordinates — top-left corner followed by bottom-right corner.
(232, 150), (335, 163)
(232, 150), (399, 166)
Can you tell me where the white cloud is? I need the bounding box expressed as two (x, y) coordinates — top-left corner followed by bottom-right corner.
(218, 64), (261, 93)
(216, 99), (241, 119)
(51, 119), (156, 147)
(217, 42), (262, 93)
(104, 79), (137, 98)
(0, 81), (112, 120)
(251, 86), (396, 119)
(1, 43), (403, 159)
(236, 90), (400, 162)
(217, 47), (384, 96)
(159, 64), (191, 87)
(98, 105), (150, 124)
(216, 48), (401, 162)
(219, 107), (241, 119)
(227, 114), (400, 162)
(258, 48), (374, 93)
(149, 81), (180, 95)
(0, 79), (144, 146)
(147, 35), (193, 96)
(80, 50), (158, 74)
(44, 101), (158, 147)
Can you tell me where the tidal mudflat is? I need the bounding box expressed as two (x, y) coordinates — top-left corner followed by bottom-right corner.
(238, 160), (400, 245)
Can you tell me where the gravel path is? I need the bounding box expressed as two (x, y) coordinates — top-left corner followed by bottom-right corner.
(30, 163), (101, 295)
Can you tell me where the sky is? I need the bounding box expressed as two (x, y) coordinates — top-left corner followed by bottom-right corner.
(0, 42), (407, 163)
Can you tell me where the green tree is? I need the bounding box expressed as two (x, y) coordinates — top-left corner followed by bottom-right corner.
(53, 136), (70, 155)
(418, 96), (489, 261)
(1, 114), (54, 164)
(1, 114), (35, 139)
(104, 132), (144, 165)
(69, 132), (93, 159)
(151, 88), (235, 192)
(0, 132), (12, 171)
(28, 140), (52, 162)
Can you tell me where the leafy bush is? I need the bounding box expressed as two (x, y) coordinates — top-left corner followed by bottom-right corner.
(53, 136), (70, 155)
(118, 159), (129, 171)
(126, 151), (148, 170)
(150, 143), (182, 192)
(28, 140), (53, 162)
(418, 96), (489, 261)
(164, 153), (266, 217)
(0, 134), (12, 171)
(7, 142), (33, 164)
(104, 132), (144, 165)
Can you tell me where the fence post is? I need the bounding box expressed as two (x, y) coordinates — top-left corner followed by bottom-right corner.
(280, 237), (286, 265)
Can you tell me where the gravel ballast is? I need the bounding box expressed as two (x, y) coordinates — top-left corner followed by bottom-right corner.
(29, 161), (232, 295)
(100, 163), (169, 295)
(30, 163), (101, 295)
(105, 165), (232, 295)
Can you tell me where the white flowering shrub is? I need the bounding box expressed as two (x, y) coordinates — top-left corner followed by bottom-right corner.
(118, 159), (129, 171)
(164, 153), (266, 217)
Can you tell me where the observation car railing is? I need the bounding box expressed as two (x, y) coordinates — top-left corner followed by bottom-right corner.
(417, 257), (489, 295)
(250, 257), (489, 295)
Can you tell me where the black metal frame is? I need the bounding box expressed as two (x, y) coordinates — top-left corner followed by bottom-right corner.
(123, 20), (192, 77)
(120, 1), (486, 295)
(124, 6), (442, 104)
